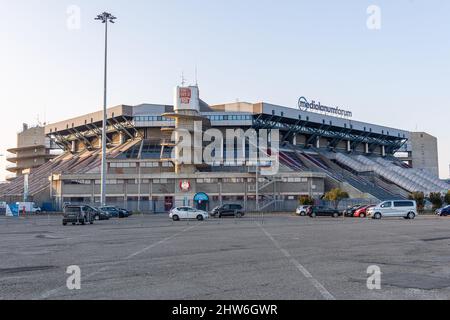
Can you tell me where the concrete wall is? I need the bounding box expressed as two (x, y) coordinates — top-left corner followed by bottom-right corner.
(410, 132), (439, 177)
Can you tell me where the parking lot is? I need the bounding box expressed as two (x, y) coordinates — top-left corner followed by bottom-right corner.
(1, 213), (450, 300)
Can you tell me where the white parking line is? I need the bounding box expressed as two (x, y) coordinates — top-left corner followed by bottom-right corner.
(259, 224), (336, 300)
(38, 223), (200, 299)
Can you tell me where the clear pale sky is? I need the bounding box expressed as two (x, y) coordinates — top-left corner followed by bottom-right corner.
(0, 0), (449, 180)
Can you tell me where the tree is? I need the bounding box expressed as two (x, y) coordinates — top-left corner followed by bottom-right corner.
(409, 192), (425, 212)
(299, 195), (315, 206)
(429, 192), (443, 210)
(444, 191), (450, 205)
(323, 188), (350, 209)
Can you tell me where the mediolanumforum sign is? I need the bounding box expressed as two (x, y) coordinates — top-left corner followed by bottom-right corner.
(298, 96), (353, 118)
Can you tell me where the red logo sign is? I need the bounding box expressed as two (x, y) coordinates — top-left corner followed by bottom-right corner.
(179, 180), (191, 192)
(179, 88), (192, 104)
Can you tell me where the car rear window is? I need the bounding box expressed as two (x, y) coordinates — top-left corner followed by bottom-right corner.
(65, 207), (81, 213)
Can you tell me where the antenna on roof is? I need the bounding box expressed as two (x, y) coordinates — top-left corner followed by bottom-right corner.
(181, 71), (186, 87)
(195, 65), (198, 86)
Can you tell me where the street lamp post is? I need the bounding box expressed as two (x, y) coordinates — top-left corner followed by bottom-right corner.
(95, 12), (117, 207)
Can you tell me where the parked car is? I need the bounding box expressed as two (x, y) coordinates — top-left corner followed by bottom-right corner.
(118, 208), (132, 216)
(211, 204), (245, 218)
(354, 205), (376, 218)
(295, 205), (311, 216)
(63, 205), (95, 226)
(99, 206), (130, 218)
(307, 206), (342, 218)
(86, 206), (110, 221)
(343, 205), (363, 217)
(170, 207), (209, 221)
(436, 205), (450, 216)
(367, 200), (417, 220)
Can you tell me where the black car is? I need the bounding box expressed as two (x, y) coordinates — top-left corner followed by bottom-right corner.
(100, 206), (131, 218)
(211, 204), (245, 218)
(63, 205), (95, 226)
(308, 206), (342, 218)
(343, 205), (363, 217)
(118, 208), (133, 216)
(86, 206), (110, 221)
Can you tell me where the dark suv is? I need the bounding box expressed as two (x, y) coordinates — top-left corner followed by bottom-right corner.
(308, 206), (342, 218)
(63, 205), (95, 226)
(211, 204), (245, 218)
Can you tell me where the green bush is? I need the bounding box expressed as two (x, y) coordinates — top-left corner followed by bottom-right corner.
(444, 191), (450, 205)
(323, 188), (350, 209)
(429, 192), (443, 210)
(299, 196), (315, 206)
(409, 192), (425, 212)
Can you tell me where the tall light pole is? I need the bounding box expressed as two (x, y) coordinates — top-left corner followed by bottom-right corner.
(95, 12), (117, 206)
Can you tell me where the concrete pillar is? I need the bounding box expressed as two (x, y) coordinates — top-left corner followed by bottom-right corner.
(347, 140), (351, 152)
(382, 145), (386, 157)
(90, 180), (95, 204)
(316, 136), (320, 149)
(293, 135), (297, 145)
(365, 143), (369, 154)
(71, 141), (76, 153)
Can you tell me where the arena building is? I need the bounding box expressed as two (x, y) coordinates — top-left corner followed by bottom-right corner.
(1, 85), (448, 212)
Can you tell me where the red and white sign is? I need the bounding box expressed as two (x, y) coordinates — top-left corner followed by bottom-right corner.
(179, 180), (191, 192)
(179, 88), (192, 104)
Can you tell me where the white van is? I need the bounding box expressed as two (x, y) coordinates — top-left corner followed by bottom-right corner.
(367, 200), (417, 220)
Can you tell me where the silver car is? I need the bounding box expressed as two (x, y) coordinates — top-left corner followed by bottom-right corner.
(295, 205), (311, 216)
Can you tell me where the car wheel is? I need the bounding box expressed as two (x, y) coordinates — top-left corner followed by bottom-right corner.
(197, 215), (204, 221)
(172, 215), (180, 222)
(373, 213), (382, 220)
(235, 212), (242, 218)
(360, 213), (366, 218)
(407, 212), (415, 220)
(300, 211), (306, 216)
(95, 215), (100, 221)
(310, 213), (316, 218)
(72, 223), (76, 226)
(332, 212), (339, 218)
(63, 222), (67, 226)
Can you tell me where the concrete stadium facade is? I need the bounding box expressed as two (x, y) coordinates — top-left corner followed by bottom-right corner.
(1, 85), (447, 212)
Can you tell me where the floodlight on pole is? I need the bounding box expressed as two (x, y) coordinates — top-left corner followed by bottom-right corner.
(95, 12), (117, 207)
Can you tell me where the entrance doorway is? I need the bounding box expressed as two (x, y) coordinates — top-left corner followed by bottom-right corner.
(194, 192), (209, 211)
(164, 196), (174, 212)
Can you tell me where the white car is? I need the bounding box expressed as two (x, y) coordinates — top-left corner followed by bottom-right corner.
(295, 205), (311, 216)
(169, 207), (209, 221)
(367, 200), (417, 220)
